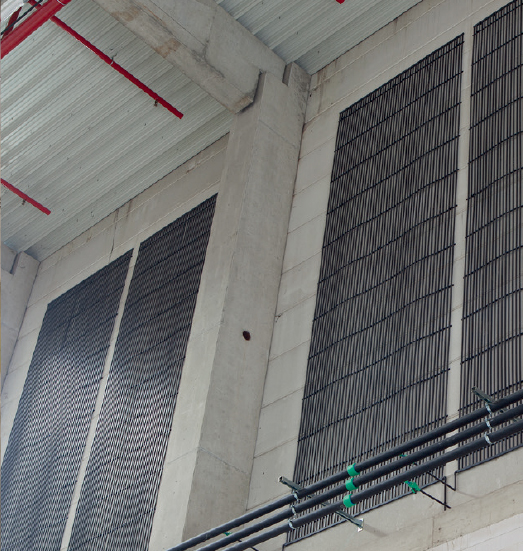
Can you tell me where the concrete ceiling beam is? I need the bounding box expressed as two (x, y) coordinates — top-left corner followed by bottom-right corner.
(92, 0), (287, 113)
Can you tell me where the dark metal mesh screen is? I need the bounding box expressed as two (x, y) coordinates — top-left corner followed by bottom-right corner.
(0, 252), (131, 551)
(68, 196), (216, 551)
(459, 0), (523, 470)
(289, 37), (463, 543)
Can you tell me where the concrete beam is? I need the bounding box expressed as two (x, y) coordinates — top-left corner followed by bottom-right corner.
(92, 0), (286, 113)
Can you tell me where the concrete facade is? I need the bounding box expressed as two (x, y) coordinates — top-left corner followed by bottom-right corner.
(1, 134), (227, 464)
(149, 62), (310, 549)
(1, 0), (522, 550)
(247, 2), (523, 551)
(1, 243), (40, 388)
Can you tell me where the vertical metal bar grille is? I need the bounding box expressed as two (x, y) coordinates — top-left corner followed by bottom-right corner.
(0, 252), (131, 551)
(289, 37), (463, 543)
(460, 0), (523, 470)
(68, 196), (216, 551)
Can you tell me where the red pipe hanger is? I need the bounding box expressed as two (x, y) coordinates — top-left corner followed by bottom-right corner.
(27, 0), (183, 118)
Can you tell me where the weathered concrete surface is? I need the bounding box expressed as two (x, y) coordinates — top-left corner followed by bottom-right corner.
(1, 137), (227, 462)
(148, 63), (310, 550)
(93, 0), (286, 113)
(248, 3), (521, 551)
(1, 244), (39, 388)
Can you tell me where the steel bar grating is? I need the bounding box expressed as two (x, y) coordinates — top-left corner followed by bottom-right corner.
(459, 0), (523, 470)
(68, 196), (216, 551)
(0, 252), (131, 551)
(289, 36), (463, 543)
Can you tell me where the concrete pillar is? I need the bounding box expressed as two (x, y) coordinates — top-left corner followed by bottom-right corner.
(149, 63), (310, 551)
(445, 22), (473, 481)
(1, 244), (40, 388)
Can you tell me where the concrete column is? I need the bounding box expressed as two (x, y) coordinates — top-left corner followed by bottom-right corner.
(445, 23), (473, 480)
(149, 63), (310, 551)
(1, 243), (40, 388)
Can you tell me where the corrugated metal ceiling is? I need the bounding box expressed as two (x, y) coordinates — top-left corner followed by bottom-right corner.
(1, 0), (421, 260)
(216, 0), (422, 74)
(1, 0), (232, 260)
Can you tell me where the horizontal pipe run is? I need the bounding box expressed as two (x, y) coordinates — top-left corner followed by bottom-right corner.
(168, 387), (523, 551)
(1, 0), (72, 58)
(165, 495), (296, 551)
(2, 179), (51, 215)
(27, 0), (183, 119)
(346, 418), (523, 506)
(308, 387), (523, 492)
(223, 418), (523, 551)
(348, 401), (523, 490)
(172, 401), (523, 551)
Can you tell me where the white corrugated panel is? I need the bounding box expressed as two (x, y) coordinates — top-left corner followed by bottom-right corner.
(2, 0), (423, 260)
(216, 0), (422, 73)
(1, 0), (232, 259)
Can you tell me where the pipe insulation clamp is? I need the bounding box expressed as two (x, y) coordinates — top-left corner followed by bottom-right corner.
(345, 478), (357, 492)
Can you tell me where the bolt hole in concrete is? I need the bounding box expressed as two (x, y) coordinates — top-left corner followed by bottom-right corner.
(242, 331), (251, 341)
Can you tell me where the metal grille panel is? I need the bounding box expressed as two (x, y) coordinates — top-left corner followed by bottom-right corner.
(68, 196), (216, 551)
(459, 0), (523, 470)
(290, 37), (463, 542)
(0, 252), (131, 551)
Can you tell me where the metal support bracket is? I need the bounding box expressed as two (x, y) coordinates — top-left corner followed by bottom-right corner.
(399, 455), (455, 510)
(279, 476), (364, 531)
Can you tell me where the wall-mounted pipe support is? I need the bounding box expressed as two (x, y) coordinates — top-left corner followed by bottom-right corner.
(167, 387), (523, 551)
(219, 418), (523, 551)
(168, 389), (523, 551)
(1, 179), (51, 215)
(189, 402), (523, 551)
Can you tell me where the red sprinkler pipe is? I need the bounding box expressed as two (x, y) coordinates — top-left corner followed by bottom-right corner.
(28, 0), (183, 119)
(1, 0), (72, 58)
(336, 1), (345, 3)
(2, 7), (23, 37)
(1, 178), (51, 215)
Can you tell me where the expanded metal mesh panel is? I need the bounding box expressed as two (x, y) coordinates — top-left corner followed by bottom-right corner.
(289, 37), (463, 543)
(68, 196), (216, 551)
(459, 0), (523, 470)
(0, 252), (131, 551)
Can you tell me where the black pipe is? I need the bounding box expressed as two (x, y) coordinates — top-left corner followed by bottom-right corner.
(165, 494), (295, 551)
(167, 388), (523, 551)
(224, 418), (523, 551)
(307, 386), (523, 492)
(349, 401), (523, 490)
(168, 397), (523, 551)
(182, 402), (523, 551)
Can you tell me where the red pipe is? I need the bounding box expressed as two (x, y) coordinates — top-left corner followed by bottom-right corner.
(2, 7), (23, 37)
(336, 1), (345, 3)
(1, 0), (72, 58)
(28, 0), (183, 118)
(2, 179), (51, 215)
